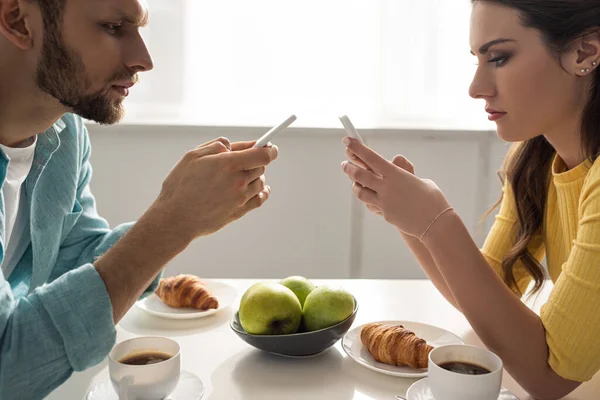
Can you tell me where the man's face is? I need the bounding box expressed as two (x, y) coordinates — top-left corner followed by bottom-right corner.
(36, 0), (153, 124)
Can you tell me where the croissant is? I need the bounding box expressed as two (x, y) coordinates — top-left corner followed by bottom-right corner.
(155, 274), (219, 310)
(360, 322), (433, 369)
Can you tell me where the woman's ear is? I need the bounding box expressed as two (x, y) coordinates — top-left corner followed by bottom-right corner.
(564, 29), (600, 77)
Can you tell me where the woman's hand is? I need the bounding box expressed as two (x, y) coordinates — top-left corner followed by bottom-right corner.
(341, 137), (452, 240)
(346, 147), (417, 217)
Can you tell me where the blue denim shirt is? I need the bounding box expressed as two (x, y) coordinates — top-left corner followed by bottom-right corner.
(0, 114), (160, 400)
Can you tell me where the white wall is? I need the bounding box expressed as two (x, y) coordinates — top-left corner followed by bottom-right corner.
(86, 124), (507, 279)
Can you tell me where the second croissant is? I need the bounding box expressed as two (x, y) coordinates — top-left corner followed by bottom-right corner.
(361, 322), (434, 369)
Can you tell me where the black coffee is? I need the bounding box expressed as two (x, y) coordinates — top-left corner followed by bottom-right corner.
(439, 361), (491, 375)
(119, 351), (173, 366)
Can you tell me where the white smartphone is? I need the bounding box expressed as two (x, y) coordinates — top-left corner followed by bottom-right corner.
(252, 115), (297, 148)
(339, 115), (368, 170)
(338, 115), (365, 143)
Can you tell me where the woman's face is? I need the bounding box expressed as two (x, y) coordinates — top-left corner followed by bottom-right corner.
(468, 2), (588, 143)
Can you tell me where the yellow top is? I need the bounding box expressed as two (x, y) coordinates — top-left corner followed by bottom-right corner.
(482, 154), (600, 382)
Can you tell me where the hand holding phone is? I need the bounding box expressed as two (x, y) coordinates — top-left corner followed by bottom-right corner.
(339, 115), (365, 143)
(253, 115), (297, 148)
(339, 114), (370, 170)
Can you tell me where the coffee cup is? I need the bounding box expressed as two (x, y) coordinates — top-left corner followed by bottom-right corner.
(108, 336), (181, 400)
(428, 344), (503, 400)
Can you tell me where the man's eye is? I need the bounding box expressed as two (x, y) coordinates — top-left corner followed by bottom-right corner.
(102, 23), (122, 35)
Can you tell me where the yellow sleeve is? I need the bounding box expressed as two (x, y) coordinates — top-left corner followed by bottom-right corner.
(541, 163), (600, 382)
(481, 179), (546, 297)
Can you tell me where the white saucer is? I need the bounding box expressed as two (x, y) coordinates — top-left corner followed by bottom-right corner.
(136, 280), (237, 320)
(406, 377), (519, 400)
(86, 370), (205, 400)
(342, 320), (464, 378)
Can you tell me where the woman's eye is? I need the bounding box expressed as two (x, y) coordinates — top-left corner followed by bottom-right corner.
(489, 55), (510, 68)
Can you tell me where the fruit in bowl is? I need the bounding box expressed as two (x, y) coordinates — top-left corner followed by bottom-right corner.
(231, 276), (359, 357)
(279, 276), (316, 308)
(302, 285), (355, 332)
(239, 282), (302, 335)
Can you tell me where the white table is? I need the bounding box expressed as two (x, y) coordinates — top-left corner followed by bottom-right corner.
(46, 279), (600, 400)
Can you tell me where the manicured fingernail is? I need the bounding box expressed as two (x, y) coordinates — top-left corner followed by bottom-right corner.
(342, 137), (350, 146)
(341, 161), (347, 169)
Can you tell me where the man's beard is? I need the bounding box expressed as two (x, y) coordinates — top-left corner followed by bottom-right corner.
(35, 26), (134, 125)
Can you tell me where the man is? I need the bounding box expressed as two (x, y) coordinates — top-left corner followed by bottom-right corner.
(0, 0), (278, 398)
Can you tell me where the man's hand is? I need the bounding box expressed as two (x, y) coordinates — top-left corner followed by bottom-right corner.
(150, 137), (278, 244)
(95, 137), (278, 322)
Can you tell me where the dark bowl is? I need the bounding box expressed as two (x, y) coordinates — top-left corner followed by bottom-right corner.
(230, 297), (358, 357)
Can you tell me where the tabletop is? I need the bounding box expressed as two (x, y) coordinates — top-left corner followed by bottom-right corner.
(45, 279), (600, 400)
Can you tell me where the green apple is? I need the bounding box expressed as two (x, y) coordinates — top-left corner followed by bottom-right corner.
(302, 285), (355, 332)
(279, 276), (316, 307)
(239, 282), (302, 335)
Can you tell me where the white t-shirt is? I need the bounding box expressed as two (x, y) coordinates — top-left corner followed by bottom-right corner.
(0, 137), (37, 278)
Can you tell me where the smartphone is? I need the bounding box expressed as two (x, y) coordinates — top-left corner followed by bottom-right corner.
(252, 115), (297, 148)
(339, 115), (369, 170)
(338, 115), (365, 143)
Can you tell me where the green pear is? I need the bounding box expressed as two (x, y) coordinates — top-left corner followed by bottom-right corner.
(279, 276), (316, 307)
(239, 282), (302, 335)
(302, 285), (355, 332)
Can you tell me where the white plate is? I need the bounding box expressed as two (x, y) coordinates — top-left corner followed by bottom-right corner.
(136, 280), (237, 320)
(406, 377), (519, 400)
(86, 370), (205, 400)
(342, 320), (464, 378)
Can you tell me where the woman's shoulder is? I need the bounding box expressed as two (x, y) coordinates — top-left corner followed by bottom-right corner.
(579, 157), (600, 201)
(584, 156), (600, 182)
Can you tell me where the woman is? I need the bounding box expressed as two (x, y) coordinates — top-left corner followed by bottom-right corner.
(341, 1), (600, 398)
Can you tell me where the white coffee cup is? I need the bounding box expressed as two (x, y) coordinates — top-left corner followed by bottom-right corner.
(108, 336), (181, 400)
(428, 344), (503, 400)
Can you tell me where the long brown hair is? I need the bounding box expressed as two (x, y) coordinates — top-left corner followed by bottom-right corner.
(475, 0), (600, 295)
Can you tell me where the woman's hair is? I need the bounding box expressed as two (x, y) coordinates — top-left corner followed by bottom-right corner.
(475, 0), (600, 295)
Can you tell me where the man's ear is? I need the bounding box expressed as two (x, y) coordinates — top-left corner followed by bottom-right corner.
(0, 0), (36, 50)
(564, 28), (600, 77)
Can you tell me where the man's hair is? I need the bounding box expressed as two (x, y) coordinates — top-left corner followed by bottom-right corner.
(36, 0), (67, 33)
